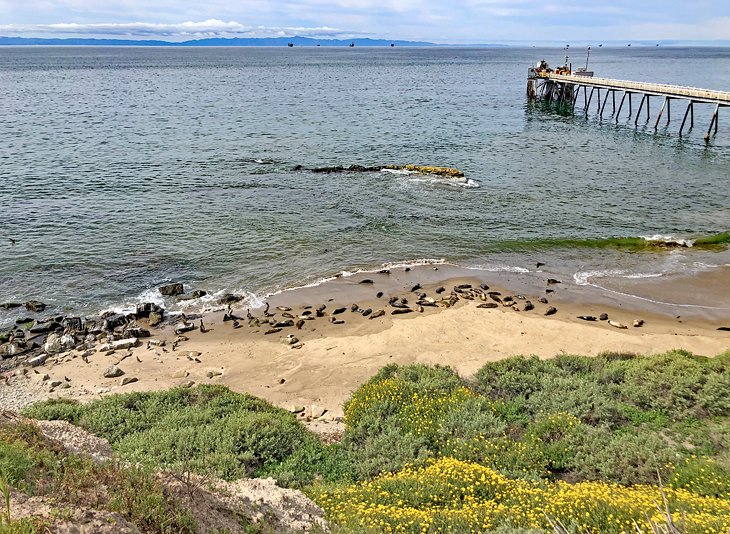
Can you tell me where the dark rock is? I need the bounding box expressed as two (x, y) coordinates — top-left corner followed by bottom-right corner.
(219, 293), (244, 305)
(124, 327), (151, 339)
(62, 317), (83, 331)
(103, 365), (124, 378)
(102, 314), (127, 331)
(28, 354), (48, 367)
(0, 303), (21, 309)
(159, 283), (184, 296)
(544, 306), (557, 316)
(347, 164), (379, 172)
(148, 311), (163, 327)
(121, 377), (138, 386)
(24, 300), (47, 312)
(135, 302), (163, 319)
(29, 320), (62, 334)
(175, 323), (195, 335)
(311, 165), (344, 173)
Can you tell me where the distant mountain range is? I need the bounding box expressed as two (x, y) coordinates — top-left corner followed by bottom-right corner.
(0, 36), (442, 47)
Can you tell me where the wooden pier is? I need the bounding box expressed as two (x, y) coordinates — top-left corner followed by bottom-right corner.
(527, 69), (730, 142)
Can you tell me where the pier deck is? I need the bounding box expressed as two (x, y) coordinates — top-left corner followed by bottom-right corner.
(527, 69), (729, 142)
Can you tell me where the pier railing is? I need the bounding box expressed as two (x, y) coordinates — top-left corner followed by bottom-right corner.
(527, 70), (729, 142)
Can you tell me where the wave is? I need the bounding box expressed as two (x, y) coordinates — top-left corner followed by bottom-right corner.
(464, 264), (531, 274)
(498, 232), (730, 252)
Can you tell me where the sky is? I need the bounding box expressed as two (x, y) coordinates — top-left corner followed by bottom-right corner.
(0, 0), (729, 44)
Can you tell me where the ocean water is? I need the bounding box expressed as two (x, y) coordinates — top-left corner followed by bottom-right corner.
(1, 46), (729, 324)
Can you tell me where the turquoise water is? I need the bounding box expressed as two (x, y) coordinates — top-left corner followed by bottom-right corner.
(1, 46), (729, 323)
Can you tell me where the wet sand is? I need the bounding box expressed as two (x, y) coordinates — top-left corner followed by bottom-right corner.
(11, 263), (728, 420)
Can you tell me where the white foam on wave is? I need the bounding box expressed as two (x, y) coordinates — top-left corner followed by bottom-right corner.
(574, 269), (730, 310)
(380, 168), (480, 188)
(464, 264), (531, 274)
(102, 285), (171, 316)
(640, 234), (695, 247)
(573, 269), (664, 286)
(379, 258), (448, 270)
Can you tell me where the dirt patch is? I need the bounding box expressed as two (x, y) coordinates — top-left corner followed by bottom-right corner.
(9, 488), (140, 533)
(35, 419), (114, 463)
(163, 472), (328, 533)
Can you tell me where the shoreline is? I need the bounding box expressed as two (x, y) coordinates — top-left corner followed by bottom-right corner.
(2, 263), (728, 420)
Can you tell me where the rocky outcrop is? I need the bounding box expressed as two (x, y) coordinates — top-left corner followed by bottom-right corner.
(24, 300), (47, 312)
(159, 283), (184, 296)
(307, 163), (465, 178)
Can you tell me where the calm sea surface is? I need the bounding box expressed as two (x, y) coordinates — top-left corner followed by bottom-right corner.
(1, 46), (729, 323)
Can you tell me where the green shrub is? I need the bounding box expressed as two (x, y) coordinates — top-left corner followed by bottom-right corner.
(267, 439), (355, 488)
(564, 425), (676, 485)
(473, 355), (549, 399)
(670, 456), (730, 498)
(21, 398), (83, 424)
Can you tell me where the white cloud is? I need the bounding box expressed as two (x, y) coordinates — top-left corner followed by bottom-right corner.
(0, 1), (727, 43)
(0, 19), (357, 38)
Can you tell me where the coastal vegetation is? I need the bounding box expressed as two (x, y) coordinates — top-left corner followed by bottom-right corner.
(15, 349), (730, 532)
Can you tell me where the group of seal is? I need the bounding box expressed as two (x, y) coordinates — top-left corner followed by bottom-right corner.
(223, 273), (575, 349)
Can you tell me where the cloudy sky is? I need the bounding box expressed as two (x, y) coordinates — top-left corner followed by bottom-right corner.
(0, 0), (728, 43)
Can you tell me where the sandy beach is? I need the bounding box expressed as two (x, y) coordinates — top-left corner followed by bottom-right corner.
(5, 263), (728, 420)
